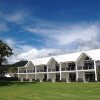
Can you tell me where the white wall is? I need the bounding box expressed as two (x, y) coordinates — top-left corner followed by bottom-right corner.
(61, 72), (69, 81)
(48, 73), (56, 82)
(96, 61), (100, 67)
(19, 67), (26, 73)
(26, 61), (34, 67)
(77, 54), (87, 69)
(19, 74), (27, 79)
(36, 65), (44, 71)
(78, 71), (85, 81)
(48, 59), (57, 69)
(36, 74), (44, 81)
(28, 74), (35, 79)
(61, 63), (68, 68)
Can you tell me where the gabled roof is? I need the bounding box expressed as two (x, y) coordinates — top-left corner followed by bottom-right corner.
(30, 52), (82, 65)
(76, 52), (94, 62)
(55, 49), (100, 62)
(31, 57), (52, 66)
(26, 49), (100, 66)
(85, 49), (100, 61)
(54, 52), (82, 63)
(25, 61), (34, 67)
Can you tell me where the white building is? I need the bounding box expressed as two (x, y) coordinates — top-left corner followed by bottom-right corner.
(18, 49), (100, 82)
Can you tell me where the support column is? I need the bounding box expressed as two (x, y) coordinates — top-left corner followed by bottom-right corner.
(18, 67), (19, 78)
(83, 72), (86, 82)
(26, 67), (28, 79)
(75, 62), (78, 81)
(52, 75), (55, 82)
(59, 63), (62, 80)
(35, 66), (37, 80)
(21, 78), (23, 82)
(66, 73), (69, 82)
(47, 65), (49, 80)
(94, 61), (97, 81)
(29, 78), (32, 82)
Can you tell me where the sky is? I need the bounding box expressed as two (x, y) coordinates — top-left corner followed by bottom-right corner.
(1, 0), (100, 63)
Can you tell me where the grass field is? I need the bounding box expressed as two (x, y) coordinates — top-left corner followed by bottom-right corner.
(0, 82), (100, 100)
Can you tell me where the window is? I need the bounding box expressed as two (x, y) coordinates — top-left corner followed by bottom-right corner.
(68, 63), (75, 70)
(84, 57), (94, 69)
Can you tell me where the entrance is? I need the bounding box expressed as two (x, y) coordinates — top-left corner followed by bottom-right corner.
(44, 65), (47, 72)
(85, 72), (95, 82)
(56, 63), (59, 71)
(43, 74), (47, 81)
(69, 73), (76, 82)
(56, 73), (60, 81)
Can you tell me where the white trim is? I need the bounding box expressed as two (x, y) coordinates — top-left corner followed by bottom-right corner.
(47, 57), (57, 65)
(35, 66), (37, 80)
(47, 65), (49, 80)
(25, 61), (34, 67)
(18, 67), (19, 78)
(59, 63), (62, 80)
(76, 52), (94, 62)
(75, 62), (78, 81)
(94, 61), (97, 81)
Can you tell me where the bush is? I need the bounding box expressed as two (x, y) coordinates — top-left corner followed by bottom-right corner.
(0, 77), (19, 81)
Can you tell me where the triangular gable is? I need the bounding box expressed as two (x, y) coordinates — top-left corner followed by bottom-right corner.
(47, 57), (58, 65)
(25, 61), (34, 67)
(76, 52), (94, 62)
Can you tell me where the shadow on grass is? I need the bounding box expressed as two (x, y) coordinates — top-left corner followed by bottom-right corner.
(0, 81), (38, 86)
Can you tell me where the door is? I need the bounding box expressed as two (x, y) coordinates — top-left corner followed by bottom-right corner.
(56, 73), (60, 81)
(85, 72), (95, 82)
(43, 74), (47, 81)
(69, 73), (76, 82)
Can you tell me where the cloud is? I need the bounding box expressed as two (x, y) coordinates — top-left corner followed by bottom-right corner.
(0, 23), (9, 32)
(7, 47), (64, 64)
(4, 38), (35, 64)
(1, 9), (100, 64)
(0, 10), (32, 25)
(4, 38), (34, 54)
(17, 48), (64, 61)
(4, 38), (64, 64)
(25, 22), (100, 50)
(4, 22), (100, 64)
(52, 24), (98, 45)
(75, 38), (100, 51)
(4, 11), (29, 24)
(5, 38), (16, 48)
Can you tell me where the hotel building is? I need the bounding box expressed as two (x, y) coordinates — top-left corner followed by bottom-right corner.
(18, 49), (100, 82)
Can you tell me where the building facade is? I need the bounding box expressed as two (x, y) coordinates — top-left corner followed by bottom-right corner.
(18, 49), (100, 82)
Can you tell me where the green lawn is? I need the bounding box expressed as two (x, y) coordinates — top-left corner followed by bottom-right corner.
(0, 82), (100, 100)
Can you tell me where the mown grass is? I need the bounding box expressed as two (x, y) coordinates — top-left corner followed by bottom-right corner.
(0, 82), (100, 100)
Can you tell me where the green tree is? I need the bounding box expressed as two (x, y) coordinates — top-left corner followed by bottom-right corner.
(0, 40), (13, 66)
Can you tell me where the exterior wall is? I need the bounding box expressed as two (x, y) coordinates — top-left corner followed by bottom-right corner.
(28, 74), (35, 79)
(61, 72), (69, 82)
(27, 67), (35, 72)
(36, 65), (44, 72)
(96, 61), (100, 67)
(61, 72), (66, 78)
(48, 59), (57, 72)
(19, 74), (27, 79)
(36, 74), (44, 82)
(78, 71), (85, 82)
(77, 54), (86, 69)
(48, 73), (56, 82)
(96, 61), (100, 81)
(19, 67), (26, 73)
(18, 53), (99, 82)
(26, 62), (34, 67)
(61, 63), (68, 68)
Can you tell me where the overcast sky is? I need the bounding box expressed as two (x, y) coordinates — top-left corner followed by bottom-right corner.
(1, 0), (100, 63)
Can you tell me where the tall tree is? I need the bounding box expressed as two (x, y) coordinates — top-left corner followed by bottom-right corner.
(0, 40), (13, 66)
